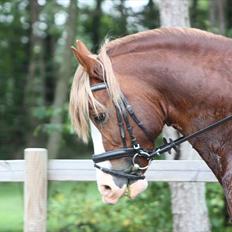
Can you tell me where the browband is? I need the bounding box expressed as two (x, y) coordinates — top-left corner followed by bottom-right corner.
(91, 82), (107, 92)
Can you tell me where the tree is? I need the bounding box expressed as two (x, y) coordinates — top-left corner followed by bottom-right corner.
(0, 0), (29, 158)
(209, 0), (226, 34)
(154, 0), (211, 231)
(47, 0), (78, 157)
(136, 0), (160, 30)
(226, 0), (232, 33)
(24, 0), (44, 147)
(91, 0), (103, 53)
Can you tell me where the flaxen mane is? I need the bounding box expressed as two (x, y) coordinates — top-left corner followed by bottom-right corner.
(69, 44), (122, 143)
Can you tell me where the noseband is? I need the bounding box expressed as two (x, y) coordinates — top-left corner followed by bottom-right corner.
(91, 82), (232, 181)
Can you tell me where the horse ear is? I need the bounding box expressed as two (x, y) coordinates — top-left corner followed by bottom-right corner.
(71, 40), (96, 75)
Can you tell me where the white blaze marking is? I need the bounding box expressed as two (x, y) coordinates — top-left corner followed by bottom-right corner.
(90, 121), (111, 169)
(90, 121), (117, 200)
(90, 121), (148, 202)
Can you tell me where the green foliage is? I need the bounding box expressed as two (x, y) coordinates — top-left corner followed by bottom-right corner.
(206, 183), (232, 232)
(0, 182), (232, 231)
(47, 182), (232, 232)
(190, 0), (209, 29)
(0, 0), (29, 158)
(136, 0), (160, 30)
(48, 182), (172, 232)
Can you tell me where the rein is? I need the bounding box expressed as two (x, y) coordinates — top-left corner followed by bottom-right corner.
(91, 82), (232, 180)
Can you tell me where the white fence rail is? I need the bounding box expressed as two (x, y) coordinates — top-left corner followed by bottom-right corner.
(0, 148), (218, 232)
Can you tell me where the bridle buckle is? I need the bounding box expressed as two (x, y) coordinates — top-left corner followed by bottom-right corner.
(133, 143), (140, 150)
(132, 150), (151, 170)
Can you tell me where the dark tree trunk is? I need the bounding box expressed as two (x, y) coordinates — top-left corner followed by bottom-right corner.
(118, 0), (127, 35)
(47, 0), (78, 158)
(91, 0), (103, 53)
(24, 0), (43, 147)
(225, 0), (232, 29)
(217, 0), (226, 34)
(190, 0), (198, 27)
(44, 26), (56, 105)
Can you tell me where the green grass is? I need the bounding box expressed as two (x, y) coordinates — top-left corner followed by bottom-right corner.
(0, 183), (23, 232)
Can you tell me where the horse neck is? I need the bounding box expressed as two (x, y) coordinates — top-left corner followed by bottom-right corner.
(113, 45), (232, 139)
(151, 48), (232, 136)
(108, 31), (232, 183)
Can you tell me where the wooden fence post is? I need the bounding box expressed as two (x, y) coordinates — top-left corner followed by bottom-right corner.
(24, 148), (47, 232)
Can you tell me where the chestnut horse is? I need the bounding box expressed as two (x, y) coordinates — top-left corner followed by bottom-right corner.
(69, 28), (232, 217)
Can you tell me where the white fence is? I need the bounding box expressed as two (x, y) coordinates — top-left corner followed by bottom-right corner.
(0, 148), (217, 232)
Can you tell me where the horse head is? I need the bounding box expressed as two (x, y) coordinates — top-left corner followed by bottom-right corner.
(69, 40), (166, 204)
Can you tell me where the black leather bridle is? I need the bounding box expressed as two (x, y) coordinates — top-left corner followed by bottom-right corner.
(91, 82), (232, 180)
(91, 82), (153, 180)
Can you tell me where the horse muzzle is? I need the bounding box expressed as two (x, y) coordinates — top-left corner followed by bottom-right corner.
(95, 160), (148, 204)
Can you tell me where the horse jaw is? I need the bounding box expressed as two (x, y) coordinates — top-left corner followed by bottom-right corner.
(90, 122), (148, 203)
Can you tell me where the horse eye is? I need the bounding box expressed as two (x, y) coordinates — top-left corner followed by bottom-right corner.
(94, 113), (107, 124)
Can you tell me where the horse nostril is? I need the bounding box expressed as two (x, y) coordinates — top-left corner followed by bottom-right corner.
(103, 185), (112, 191)
(100, 184), (113, 196)
(100, 185), (113, 196)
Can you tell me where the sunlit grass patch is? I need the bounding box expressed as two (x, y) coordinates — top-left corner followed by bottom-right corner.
(0, 183), (23, 232)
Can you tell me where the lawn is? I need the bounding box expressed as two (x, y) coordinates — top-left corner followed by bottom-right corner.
(0, 183), (23, 232)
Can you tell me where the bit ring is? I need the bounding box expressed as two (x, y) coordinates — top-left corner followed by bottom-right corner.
(132, 151), (151, 170)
